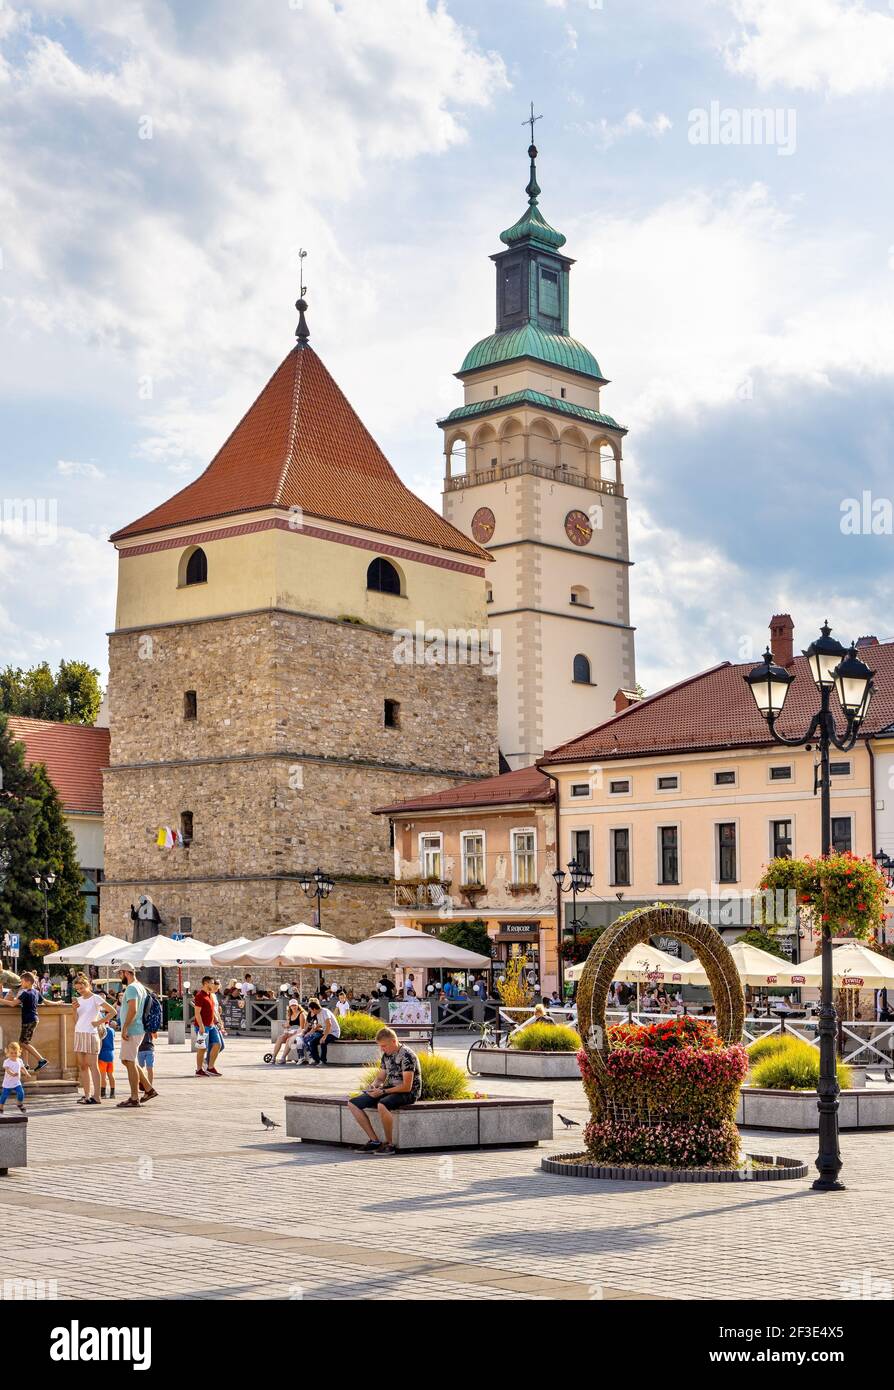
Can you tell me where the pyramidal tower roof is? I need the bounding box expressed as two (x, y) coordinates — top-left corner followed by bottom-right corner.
(112, 344), (488, 560)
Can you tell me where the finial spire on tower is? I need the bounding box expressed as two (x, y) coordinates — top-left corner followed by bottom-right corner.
(295, 248), (309, 348)
(522, 101), (543, 206)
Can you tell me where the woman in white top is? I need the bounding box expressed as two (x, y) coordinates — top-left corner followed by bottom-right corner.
(71, 974), (115, 1105)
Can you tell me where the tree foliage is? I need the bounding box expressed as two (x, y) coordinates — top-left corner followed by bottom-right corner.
(439, 920), (492, 959)
(0, 715), (87, 969)
(0, 660), (102, 725)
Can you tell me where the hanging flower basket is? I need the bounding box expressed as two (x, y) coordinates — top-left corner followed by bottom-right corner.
(760, 852), (889, 940)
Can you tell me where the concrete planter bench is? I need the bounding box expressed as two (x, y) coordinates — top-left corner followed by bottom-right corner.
(317, 1039), (379, 1066)
(737, 1085), (894, 1131)
(285, 1094), (553, 1150)
(471, 1047), (581, 1080)
(0, 1115), (27, 1175)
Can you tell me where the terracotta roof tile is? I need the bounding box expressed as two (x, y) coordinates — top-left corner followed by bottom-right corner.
(375, 764), (554, 816)
(542, 642), (894, 764)
(111, 347), (489, 561)
(7, 717), (109, 815)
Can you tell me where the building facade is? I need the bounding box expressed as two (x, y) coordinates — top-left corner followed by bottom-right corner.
(540, 617), (891, 954)
(101, 318), (499, 947)
(377, 766), (562, 994)
(440, 141), (635, 769)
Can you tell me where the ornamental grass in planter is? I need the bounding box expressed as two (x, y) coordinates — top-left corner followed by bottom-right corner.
(357, 1052), (473, 1101)
(509, 1023), (581, 1052)
(578, 1016), (749, 1168)
(748, 1035), (851, 1092)
(336, 1011), (381, 1041)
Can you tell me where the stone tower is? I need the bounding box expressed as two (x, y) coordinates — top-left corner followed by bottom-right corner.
(441, 140), (635, 769)
(101, 303), (498, 947)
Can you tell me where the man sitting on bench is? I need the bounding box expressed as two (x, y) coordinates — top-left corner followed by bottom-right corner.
(346, 1027), (422, 1155)
(301, 997), (340, 1066)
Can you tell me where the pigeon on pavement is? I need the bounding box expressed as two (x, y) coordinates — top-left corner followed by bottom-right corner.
(557, 1114), (579, 1129)
(261, 1111), (281, 1130)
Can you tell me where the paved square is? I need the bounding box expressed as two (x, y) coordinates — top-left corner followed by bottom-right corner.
(2, 1036), (892, 1301)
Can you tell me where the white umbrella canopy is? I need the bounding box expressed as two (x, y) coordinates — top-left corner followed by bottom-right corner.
(345, 923), (490, 970)
(209, 922), (354, 968)
(42, 935), (131, 966)
(566, 942), (701, 984)
(791, 941), (894, 989)
(723, 941), (797, 988)
(103, 935), (216, 967)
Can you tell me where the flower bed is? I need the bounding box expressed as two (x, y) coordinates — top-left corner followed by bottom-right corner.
(578, 1016), (749, 1168)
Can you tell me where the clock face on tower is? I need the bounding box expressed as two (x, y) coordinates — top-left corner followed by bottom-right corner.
(565, 509), (593, 547)
(471, 506), (496, 543)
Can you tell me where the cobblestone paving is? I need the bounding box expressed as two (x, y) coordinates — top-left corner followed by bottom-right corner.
(2, 1035), (892, 1301)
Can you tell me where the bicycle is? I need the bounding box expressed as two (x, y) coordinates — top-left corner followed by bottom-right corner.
(466, 1021), (503, 1075)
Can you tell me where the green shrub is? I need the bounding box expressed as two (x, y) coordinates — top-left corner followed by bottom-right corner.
(510, 1022), (581, 1052)
(357, 1050), (472, 1101)
(336, 1011), (380, 1040)
(747, 1034), (796, 1064)
(750, 1040), (851, 1092)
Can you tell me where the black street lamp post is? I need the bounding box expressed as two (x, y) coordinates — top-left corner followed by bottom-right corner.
(298, 868), (335, 929)
(34, 870), (56, 937)
(552, 857), (594, 995)
(745, 622), (874, 1192)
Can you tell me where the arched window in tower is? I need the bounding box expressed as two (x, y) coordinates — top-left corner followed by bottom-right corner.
(182, 547), (207, 586)
(570, 585), (590, 606)
(573, 653), (592, 685)
(367, 557), (402, 596)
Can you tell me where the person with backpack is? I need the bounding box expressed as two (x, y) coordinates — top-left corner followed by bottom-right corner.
(116, 963), (158, 1109)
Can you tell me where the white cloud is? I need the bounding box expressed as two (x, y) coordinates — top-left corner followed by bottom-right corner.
(724, 0), (894, 95)
(0, 521), (115, 671)
(579, 109), (672, 148)
(57, 460), (104, 479)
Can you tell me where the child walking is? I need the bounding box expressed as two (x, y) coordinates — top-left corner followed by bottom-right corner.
(0, 1042), (29, 1113)
(97, 1018), (116, 1100)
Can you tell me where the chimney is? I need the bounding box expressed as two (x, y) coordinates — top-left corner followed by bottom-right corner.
(614, 688), (642, 713)
(856, 635), (879, 648)
(769, 613), (794, 667)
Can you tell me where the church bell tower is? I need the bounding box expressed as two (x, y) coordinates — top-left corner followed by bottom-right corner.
(440, 126), (636, 768)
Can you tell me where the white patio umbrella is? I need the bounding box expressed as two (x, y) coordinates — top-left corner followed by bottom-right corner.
(208, 922), (354, 968)
(790, 941), (894, 989)
(345, 924), (491, 970)
(566, 942), (701, 984)
(101, 935), (216, 967)
(723, 941), (797, 988)
(42, 935), (131, 966)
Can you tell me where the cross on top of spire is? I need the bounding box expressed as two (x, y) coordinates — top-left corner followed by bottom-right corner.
(295, 248), (309, 348)
(523, 100), (542, 147)
(522, 102), (543, 206)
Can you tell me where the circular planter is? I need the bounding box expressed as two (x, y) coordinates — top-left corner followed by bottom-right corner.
(469, 1047), (581, 1080)
(542, 1150), (808, 1183)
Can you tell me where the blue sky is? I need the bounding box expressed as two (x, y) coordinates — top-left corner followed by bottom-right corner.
(2, 0), (894, 696)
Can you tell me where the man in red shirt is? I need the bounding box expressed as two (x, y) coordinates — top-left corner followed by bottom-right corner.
(193, 976), (221, 1077)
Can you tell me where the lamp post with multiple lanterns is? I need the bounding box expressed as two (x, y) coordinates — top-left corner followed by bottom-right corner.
(34, 870), (56, 938)
(552, 857), (594, 996)
(298, 868), (335, 929)
(744, 621), (874, 1192)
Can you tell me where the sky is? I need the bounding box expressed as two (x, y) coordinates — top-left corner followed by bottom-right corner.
(2, 0), (894, 698)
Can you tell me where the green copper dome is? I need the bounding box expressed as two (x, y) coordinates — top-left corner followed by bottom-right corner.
(499, 202), (566, 253)
(460, 322), (603, 380)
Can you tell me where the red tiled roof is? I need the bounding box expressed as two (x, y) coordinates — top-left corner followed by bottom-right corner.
(375, 764), (554, 816)
(6, 717), (109, 815)
(542, 641), (894, 764)
(111, 346), (489, 561)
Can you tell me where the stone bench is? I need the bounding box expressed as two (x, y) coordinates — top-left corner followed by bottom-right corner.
(470, 1048), (581, 1080)
(0, 1115), (27, 1175)
(737, 1085), (894, 1131)
(285, 1094), (553, 1150)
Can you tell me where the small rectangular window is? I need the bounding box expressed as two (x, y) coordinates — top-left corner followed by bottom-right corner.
(771, 819), (792, 859)
(717, 823), (737, 883)
(184, 690), (197, 721)
(560, 387), (567, 399)
(609, 778), (631, 795)
(657, 774), (678, 791)
(769, 765), (792, 781)
(570, 782), (590, 798)
(178, 916), (192, 935)
(384, 699), (400, 729)
(831, 817), (852, 853)
(512, 829), (536, 884)
(538, 266), (560, 317)
(611, 828), (630, 886)
(461, 832), (485, 885)
(388, 820), (395, 850)
(180, 812), (193, 847)
(420, 834), (442, 879)
(829, 761), (851, 777)
(714, 769), (736, 786)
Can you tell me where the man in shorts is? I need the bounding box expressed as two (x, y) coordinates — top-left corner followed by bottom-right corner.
(0, 970), (49, 1073)
(346, 1027), (421, 1155)
(116, 963), (157, 1109)
(193, 975), (222, 1077)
